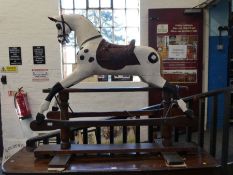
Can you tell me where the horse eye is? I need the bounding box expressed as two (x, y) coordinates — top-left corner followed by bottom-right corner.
(56, 24), (62, 30)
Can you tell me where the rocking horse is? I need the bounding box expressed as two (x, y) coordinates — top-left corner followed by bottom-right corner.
(36, 14), (192, 122)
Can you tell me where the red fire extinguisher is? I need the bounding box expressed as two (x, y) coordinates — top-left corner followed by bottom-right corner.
(14, 87), (32, 119)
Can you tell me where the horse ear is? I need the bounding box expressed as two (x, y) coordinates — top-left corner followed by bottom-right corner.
(48, 17), (57, 22)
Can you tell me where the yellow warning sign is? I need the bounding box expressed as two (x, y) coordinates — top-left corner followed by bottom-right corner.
(1, 66), (18, 73)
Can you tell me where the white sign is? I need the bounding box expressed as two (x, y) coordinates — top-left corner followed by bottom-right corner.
(157, 24), (168, 34)
(168, 45), (187, 59)
(32, 69), (49, 81)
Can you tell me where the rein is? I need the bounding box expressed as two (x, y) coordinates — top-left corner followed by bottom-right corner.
(80, 34), (102, 47)
(57, 15), (72, 43)
(60, 15), (72, 31)
(58, 15), (102, 45)
(61, 15), (66, 40)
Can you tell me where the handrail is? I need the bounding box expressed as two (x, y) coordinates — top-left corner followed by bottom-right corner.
(183, 87), (233, 101)
(42, 86), (157, 93)
(43, 86), (233, 111)
(26, 116), (128, 148)
(30, 115), (195, 131)
(145, 87), (233, 110)
(42, 86), (233, 114)
(46, 109), (162, 119)
(43, 86), (233, 96)
(26, 130), (60, 148)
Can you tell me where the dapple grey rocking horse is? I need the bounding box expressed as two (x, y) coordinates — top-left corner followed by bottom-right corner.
(36, 14), (192, 122)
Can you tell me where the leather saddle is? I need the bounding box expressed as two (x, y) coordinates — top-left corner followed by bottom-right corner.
(96, 39), (140, 70)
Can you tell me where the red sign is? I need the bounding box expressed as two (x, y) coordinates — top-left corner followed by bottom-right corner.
(149, 8), (203, 96)
(156, 22), (199, 84)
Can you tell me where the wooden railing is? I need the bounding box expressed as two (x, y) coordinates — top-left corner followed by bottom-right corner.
(27, 86), (233, 174)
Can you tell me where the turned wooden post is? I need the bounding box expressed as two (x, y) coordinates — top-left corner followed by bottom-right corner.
(59, 90), (71, 149)
(161, 90), (173, 146)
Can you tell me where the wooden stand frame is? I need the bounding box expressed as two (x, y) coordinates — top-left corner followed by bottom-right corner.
(5, 87), (233, 174)
(32, 88), (198, 167)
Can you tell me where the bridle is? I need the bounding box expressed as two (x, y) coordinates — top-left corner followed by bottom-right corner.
(56, 15), (102, 46)
(57, 15), (72, 44)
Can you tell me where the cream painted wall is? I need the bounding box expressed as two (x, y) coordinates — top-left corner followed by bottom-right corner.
(0, 0), (61, 163)
(0, 0), (208, 163)
(0, 0), (148, 163)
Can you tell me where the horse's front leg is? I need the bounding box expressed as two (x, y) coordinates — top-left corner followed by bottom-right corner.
(36, 81), (64, 122)
(36, 69), (90, 123)
(51, 95), (59, 111)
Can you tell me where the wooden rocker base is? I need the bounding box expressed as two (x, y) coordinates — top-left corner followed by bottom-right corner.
(34, 142), (198, 158)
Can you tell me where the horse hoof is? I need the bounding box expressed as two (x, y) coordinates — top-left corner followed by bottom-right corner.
(185, 109), (193, 118)
(36, 113), (45, 124)
(52, 106), (59, 111)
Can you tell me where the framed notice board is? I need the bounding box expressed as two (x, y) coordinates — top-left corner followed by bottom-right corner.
(148, 8), (203, 108)
(9, 47), (22, 65)
(33, 46), (45, 64)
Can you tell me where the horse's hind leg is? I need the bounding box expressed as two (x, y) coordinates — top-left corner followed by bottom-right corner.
(140, 75), (191, 115)
(163, 81), (189, 113)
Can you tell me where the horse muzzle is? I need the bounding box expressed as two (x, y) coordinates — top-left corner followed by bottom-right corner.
(58, 35), (70, 45)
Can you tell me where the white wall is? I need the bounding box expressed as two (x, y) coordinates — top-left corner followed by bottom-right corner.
(0, 0), (61, 162)
(0, 0), (209, 163)
(0, 0), (149, 163)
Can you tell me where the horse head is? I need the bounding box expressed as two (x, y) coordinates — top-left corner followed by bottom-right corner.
(49, 14), (102, 47)
(48, 15), (72, 45)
